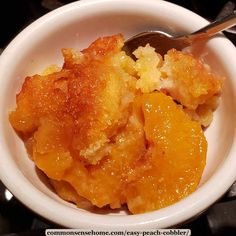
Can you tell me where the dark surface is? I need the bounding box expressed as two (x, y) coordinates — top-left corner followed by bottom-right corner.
(0, 0), (236, 235)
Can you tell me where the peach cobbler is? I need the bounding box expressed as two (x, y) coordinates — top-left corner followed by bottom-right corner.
(9, 34), (221, 214)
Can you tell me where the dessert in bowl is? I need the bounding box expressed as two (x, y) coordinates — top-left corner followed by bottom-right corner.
(0, 0), (236, 229)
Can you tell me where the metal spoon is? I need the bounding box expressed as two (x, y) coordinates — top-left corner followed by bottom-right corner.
(123, 10), (236, 57)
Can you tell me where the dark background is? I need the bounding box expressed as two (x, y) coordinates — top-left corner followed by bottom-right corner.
(0, 0), (236, 235)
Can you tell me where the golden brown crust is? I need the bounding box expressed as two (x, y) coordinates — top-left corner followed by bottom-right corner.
(161, 49), (221, 109)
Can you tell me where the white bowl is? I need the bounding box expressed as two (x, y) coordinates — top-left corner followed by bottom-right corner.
(0, 0), (236, 229)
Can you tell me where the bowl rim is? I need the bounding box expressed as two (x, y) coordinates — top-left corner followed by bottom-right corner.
(0, 0), (236, 229)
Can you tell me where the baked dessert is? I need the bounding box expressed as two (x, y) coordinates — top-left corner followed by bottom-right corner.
(9, 34), (221, 213)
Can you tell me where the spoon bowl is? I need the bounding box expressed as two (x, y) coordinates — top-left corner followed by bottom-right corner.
(123, 10), (236, 57)
(123, 31), (189, 57)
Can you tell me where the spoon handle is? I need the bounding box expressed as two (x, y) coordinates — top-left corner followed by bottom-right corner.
(182, 10), (236, 42)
